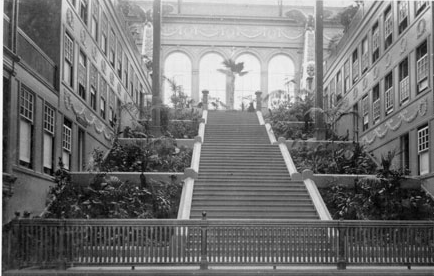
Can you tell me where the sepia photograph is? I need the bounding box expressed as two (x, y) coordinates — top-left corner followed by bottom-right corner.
(2, 0), (434, 275)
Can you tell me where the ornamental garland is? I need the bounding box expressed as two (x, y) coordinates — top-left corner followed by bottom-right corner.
(64, 91), (114, 141)
(361, 99), (427, 145)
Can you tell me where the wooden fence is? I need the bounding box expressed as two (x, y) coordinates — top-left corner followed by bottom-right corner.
(3, 217), (433, 270)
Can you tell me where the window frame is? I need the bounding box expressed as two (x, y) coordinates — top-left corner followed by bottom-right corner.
(399, 57), (409, 103)
(398, 1), (409, 34)
(372, 22), (380, 63)
(64, 32), (74, 88)
(384, 71), (394, 114)
(43, 104), (55, 175)
(19, 85), (35, 168)
(416, 40), (429, 93)
(384, 5), (393, 50)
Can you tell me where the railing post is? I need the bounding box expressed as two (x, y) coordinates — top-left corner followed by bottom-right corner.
(255, 91), (262, 111)
(202, 90), (209, 111)
(200, 211), (208, 270)
(57, 219), (67, 269)
(337, 220), (347, 270)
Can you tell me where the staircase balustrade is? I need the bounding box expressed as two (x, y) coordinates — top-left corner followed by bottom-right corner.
(4, 218), (433, 270)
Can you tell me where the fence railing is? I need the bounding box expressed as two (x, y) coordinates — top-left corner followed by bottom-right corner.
(3, 217), (433, 270)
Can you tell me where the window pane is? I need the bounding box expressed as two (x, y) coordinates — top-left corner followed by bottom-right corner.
(268, 55), (295, 108)
(199, 53), (226, 105)
(234, 54), (261, 109)
(43, 132), (53, 169)
(19, 120), (32, 163)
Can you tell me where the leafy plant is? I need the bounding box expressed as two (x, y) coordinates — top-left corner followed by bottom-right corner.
(319, 152), (434, 220)
(102, 138), (192, 173)
(290, 142), (377, 174)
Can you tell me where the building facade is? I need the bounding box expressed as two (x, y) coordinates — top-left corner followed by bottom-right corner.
(133, 0), (343, 109)
(3, 0), (151, 222)
(323, 1), (433, 181)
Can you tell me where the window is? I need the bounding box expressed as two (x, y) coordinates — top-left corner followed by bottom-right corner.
(43, 105), (55, 175)
(19, 86), (34, 168)
(416, 40), (428, 93)
(90, 65), (98, 110)
(91, 0), (99, 41)
(78, 50), (87, 99)
(129, 68), (134, 96)
(117, 42), (122, 78)
(384, 6), (393, 50)
(109, 29), (116, 67)
(330, 78), (336, 103)
(100, 97), (106, 119)
(398, 1), (408, 34)
(384, 72), (393, 114)
(418, 125), (429, 175)
(101, 12), (108, 55)
(62, 119), (72, 170)
(372, 84), (380, 123)
(336, 70), (342, 97)
(199, 53), (226, 106)
(267, 55), (295, 108)
(401, 133), (409, 171)
(352, 49), (359, 83)
(362, 95), (369, 131)
(79, 0), (88, 25)
(344, 60), (350, 93)
(109, 106), (114, 126)
(399, 57), (409, 103)
(415, 1), (428, 16)
(124, 55), (129, 88)
(372, 22), (380, 63)
(64, 32), (74, 87)
(361, 37), (368, 73)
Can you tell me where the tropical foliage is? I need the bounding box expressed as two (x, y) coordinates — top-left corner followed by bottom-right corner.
(320, 153), (434, 220)
(217, 58), (248, 109)
(265, 93), (315, 140)
(44, 160), (181, 219)
(102, 138), (192, 173)
(289, 142), (377, 174)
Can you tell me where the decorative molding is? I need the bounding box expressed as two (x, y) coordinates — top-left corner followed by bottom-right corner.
(91, 46), (97, 60)
(361, 98), (428, 145)
(80, 29), (86, 48)
(385, 53), (391, 68)
(373, 66), (379, 79)
(417, 18), (426, 38)
(110, 72), (114, 85)
(362, 78), (368, 90)
(117, 83), (121, 94)
(101, 60), (107, 75)
(353, 87), (358, 99)
(66, 8), (74, 30)
(162, 25), (304, 41)
(400, 38), (407, 54)
(64, 90), (113, 141)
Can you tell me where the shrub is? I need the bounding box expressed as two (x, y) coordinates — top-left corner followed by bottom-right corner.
(44, 161), (181, 219)
(319, 154), (434, 220)
(102, 138), (192, 172)
(290, 142), (377, 174)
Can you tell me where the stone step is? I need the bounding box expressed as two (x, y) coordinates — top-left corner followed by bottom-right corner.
(189, 211), (318, 219)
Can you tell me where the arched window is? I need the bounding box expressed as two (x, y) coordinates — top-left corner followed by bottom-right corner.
(267, 55), (295, 108)
(234, 54), (261, 110)
(199, 53), (226, 108)
(163, 52), (192, 106)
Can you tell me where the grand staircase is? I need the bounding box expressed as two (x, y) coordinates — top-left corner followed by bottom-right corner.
(189, 111), (319, 219)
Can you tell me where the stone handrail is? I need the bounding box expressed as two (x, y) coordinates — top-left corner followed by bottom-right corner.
(277, 137), (301, 180)
(256, 111), (265, 125)
(302, 170), (332, 221)
(177, 110), (206, 219)
(264, 121), (277, 144)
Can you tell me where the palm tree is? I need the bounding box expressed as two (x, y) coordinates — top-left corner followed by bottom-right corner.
(217, 58), (248, 109)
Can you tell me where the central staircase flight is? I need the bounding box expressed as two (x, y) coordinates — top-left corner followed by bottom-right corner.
(189, 111), (319, 220)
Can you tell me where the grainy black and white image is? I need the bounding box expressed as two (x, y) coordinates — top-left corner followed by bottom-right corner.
(2, 0), (434, 275)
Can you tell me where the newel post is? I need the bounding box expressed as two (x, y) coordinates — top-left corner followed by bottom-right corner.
(200, 211), (208, 270)
(337, 219), (347, 270)
(255, 91), (262, 111)
(202, 90), (209, 111)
